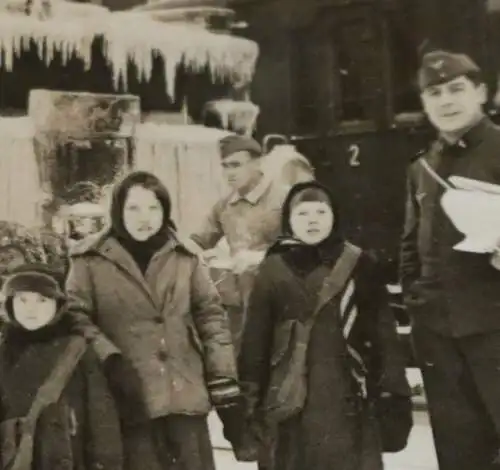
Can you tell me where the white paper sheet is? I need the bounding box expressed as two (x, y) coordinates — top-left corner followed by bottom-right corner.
(441, 183), (500, 253)
(449, 176), (500, 195)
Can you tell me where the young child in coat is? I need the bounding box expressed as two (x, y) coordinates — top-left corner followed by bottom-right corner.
(0, 263), (123, 470)
(238, 181), (412, 470)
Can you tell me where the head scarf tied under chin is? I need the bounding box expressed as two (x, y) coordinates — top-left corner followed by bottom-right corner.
(267, 181), (344, 274)
(109, 171), (176, 273)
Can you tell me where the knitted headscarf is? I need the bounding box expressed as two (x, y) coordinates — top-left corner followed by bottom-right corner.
(109, 171), (176, 273)
(267, 181), (343, 275)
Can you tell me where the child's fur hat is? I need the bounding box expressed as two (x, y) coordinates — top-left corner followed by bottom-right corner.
(2, 263), (66, 301)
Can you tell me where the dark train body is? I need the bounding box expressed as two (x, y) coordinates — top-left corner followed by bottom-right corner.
(231, 0), (500, 284)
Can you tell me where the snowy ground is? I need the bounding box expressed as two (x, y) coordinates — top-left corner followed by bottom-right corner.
(211, 368), (437, 470)
(210, 410), (438, 470)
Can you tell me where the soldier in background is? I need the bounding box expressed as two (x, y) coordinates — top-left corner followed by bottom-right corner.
(190, 134), (291, 470)
(190, 135), (288, 354)
(400, 49), (500, 470)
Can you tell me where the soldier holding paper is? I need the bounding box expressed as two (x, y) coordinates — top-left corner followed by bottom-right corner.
(400, 49), (500, 470)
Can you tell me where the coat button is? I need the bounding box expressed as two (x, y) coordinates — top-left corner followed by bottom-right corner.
(154, 316), (164, 324)
(158, 350), (168, 361)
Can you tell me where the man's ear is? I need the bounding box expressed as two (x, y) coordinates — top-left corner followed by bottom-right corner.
(478, 82), (488, 105)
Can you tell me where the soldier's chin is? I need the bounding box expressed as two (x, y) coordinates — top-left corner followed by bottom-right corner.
(433, 116), (467, 133)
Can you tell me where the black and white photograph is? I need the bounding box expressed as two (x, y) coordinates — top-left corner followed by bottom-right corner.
(1, 0), (500, 469)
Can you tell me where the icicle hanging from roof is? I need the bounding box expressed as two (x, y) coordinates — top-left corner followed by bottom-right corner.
(204, 99), (260, 135)
(0, 10), (259, 100)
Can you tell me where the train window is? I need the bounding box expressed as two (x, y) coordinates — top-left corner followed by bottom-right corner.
(289, 3), (423, 133)
(385, 9), (421, 114)
(332, 18), (379, 123)
(290, 7), (383, 133)
(290, 28), (321, 134)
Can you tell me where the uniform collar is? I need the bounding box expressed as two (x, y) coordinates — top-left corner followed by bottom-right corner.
(228, 174), (271, 205)
(437, 116), (490, 152)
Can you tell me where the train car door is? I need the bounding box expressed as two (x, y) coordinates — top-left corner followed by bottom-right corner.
(288, 0), (431, 282)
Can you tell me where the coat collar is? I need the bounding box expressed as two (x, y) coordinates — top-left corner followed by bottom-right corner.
(69, 228), (197, 258)
(436, 116), (492, 152)
(228, 174), (271, 205)
(70, 229), (198, 309)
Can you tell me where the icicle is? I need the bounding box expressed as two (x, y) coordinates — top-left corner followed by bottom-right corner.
(35, 36), (43, 61)
(138, 46), (153, 83)
(21, 33), (28, 53)
(78, 37), (92, 71)
(13, 34), (22, 58)
(0, 12), (259, 98)
(44, 38), (52, 67)
(4, 36), (13, 71)
(163, 51), (181, 100)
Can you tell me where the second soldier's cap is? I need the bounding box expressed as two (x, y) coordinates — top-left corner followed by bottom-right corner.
(418, 50), (481, 90)
(219, 134), (262, 160)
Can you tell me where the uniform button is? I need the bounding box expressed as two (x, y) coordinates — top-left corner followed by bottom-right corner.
(160, 338), (166, 345)
(158, 350), (168, 361)
(154, 316), (164, 324)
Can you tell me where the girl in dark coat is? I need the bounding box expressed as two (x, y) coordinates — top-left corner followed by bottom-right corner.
(65, 171), (240, 470)
(0, 263), (123, 470)
(239, 181), (412, 470)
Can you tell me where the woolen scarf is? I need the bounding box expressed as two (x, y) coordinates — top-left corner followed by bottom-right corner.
(0, 315), (73, 379)
(267, 181), (344, 276)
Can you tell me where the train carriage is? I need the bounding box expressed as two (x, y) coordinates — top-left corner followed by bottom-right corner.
(230, 0), (500, 283)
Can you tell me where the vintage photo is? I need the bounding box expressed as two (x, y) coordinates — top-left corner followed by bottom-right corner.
(0, 0), (499, 469)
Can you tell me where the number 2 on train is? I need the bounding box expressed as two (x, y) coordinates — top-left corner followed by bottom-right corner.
(348, 144), (360, 167)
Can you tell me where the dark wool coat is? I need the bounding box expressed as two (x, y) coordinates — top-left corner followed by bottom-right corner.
(65, 231), (237, 419)
(400, 118), (500, 337)
(0, 328), (123, 470)
(239, 251), (410, 470)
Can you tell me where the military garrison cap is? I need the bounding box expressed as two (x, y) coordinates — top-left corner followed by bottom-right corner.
(418, 50), (481, 90)
(219, 134), (262, 159)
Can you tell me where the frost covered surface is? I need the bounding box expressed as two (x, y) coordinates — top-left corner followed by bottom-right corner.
(0, 117), (44, 228)
(135, 123), (231, 234)
(204, 99), (260, 132)
(0, 11), (259, 98)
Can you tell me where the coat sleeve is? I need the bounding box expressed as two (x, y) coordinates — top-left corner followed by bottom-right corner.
(238, 259), (275, 411)
(356, 257), (411, 397)
(65, 257), (120, 361)
(190, 202), (225, 251)
(399, 167), (421, 295)
(81, 350), (124, 470)
(190, 256), (237, 382)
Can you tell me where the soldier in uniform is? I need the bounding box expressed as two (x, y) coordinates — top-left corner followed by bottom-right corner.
(400, 49), (500, 470)
(190, 134), (288, 353)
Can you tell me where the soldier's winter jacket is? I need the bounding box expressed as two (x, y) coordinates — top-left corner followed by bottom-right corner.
(400, 118), (500, 337)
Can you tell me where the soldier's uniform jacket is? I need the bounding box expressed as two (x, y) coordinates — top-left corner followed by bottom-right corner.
(400, 118), (500, 337)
